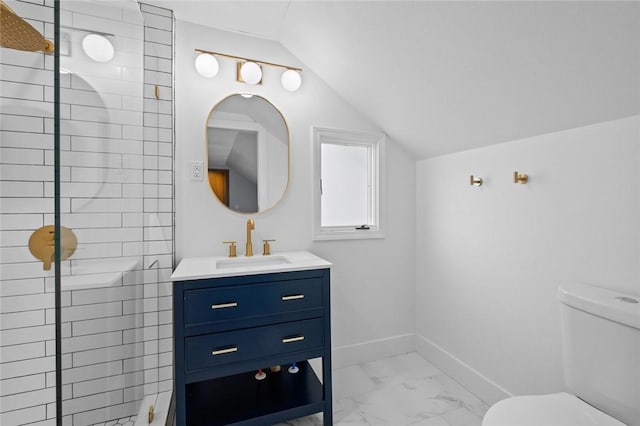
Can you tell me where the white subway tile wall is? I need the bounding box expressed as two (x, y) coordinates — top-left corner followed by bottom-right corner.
(1, 2), (57, 424)
(0, 1), (174, 425)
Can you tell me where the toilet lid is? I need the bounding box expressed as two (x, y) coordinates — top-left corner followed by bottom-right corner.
(482, 392), (626, 426)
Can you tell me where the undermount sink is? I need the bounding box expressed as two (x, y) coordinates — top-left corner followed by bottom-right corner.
(170, 251), (332, 281)
(216, 255), (290, 269)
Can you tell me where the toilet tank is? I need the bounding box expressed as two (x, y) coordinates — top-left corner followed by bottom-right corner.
(557, 282), (640, 426)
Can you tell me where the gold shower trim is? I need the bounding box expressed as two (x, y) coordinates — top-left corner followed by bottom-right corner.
(0, 0), (54, 53)
(28, 225), (77, 270)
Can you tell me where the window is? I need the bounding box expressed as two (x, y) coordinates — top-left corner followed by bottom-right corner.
(312, 127), (385, 240)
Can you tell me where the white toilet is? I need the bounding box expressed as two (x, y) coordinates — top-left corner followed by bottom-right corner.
(483, 282), (640, 426)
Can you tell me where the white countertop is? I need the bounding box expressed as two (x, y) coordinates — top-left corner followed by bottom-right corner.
(170, 250), (332, 281)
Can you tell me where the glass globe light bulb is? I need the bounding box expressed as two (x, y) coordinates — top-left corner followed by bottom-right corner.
(240, 61), (262, 85)
(281, 69), (302, 91)
(195, 53), (219, 78)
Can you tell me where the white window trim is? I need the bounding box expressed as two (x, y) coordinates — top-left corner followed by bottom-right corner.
(312, 126), (386, 241)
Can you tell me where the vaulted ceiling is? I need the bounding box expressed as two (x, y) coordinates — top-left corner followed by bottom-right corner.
(155, 1), (640, 158)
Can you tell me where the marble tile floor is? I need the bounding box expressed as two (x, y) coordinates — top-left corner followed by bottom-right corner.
(276, 352), (489, 426)
(91, 390), (172, 426)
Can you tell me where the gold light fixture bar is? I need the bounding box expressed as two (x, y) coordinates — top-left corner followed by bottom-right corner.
(194, 48), (302, 72)
(0, 0), (54, 53)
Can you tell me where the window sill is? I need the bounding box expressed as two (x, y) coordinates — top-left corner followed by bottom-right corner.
(313, 229), (385, 241)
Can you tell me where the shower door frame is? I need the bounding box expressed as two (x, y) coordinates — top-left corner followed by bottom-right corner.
(53, 1), (62, 423)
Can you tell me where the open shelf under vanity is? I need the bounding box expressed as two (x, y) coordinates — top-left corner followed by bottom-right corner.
(186, 360), (323, 425)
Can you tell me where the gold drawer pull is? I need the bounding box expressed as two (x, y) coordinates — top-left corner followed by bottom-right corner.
(211, 302), (238, 309)
(281, 294), (304, 301)
(282, 336), (305, 344)
(211, 346), (238, 356)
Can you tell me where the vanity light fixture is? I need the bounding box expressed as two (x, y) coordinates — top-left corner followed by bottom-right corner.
(195, 53), (219, 78)
(281, 69), (302, 92)
(238, 61), (262, 85)
(194, 48), (303, 91)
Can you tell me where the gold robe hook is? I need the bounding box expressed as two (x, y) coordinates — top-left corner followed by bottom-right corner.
(513, 171), (529, 184)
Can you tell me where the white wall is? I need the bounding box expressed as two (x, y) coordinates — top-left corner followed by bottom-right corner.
(416, 116), (640, 404)
(174, 22), (416, 365)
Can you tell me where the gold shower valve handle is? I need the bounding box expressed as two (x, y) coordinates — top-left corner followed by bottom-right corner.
(513, 171), (529, 184)
(28, 225), (77, 270)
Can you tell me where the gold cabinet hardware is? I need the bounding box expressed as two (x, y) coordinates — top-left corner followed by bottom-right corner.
(212, 346), (238, 356)
(211, 302), (238, 309)
(282, 336), (305, 343)
(148, 405), (154, 424)
(469, 175), (483, 186)
(28, 225), (77, 270)
(262, 239), (275, 256)
(513, 171), (529, 184)
(222, 240), (237, 257)
(281, 294), (304, 301)
(154, 85), (160, 100)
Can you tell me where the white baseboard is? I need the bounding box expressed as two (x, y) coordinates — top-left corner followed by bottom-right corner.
(416, 333), (512, 406)
(332, 333), (416, 370)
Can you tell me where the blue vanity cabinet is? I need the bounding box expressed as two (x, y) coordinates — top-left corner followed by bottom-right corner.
(173, 268), (332, 426)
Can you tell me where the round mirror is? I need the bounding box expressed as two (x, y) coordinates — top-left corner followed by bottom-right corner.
(206, 94), (289, 213)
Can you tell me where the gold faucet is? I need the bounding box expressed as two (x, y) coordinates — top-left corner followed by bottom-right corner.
(245, 219), (255, 257)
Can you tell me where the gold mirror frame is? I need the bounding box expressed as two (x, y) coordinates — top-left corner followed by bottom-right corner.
(205, 93), (290, 215)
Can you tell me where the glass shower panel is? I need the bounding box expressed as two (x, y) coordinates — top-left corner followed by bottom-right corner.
(57, 1), (155, 424)
(0, 0), (57, 424)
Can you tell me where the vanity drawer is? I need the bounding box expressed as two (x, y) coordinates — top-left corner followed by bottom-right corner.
(184, 278), (323, 328)
(185, 318), (324, 371)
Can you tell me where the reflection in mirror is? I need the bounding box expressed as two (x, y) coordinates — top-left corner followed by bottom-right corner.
(207, 94), (289, 213)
